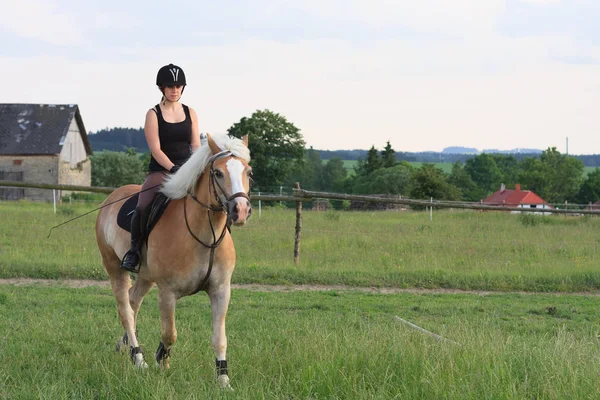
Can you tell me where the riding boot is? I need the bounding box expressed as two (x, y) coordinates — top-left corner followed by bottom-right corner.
(121, 207), (144, 273)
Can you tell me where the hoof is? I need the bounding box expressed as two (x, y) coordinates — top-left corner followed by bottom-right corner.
(130, 346), (148, 369)
(155, 342), (171, 369)
(133, 353), (148, 369)
(217, 375), (233, 391)
(115, 333), (129, 353)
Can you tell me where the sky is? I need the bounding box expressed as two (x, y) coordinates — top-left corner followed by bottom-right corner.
(0, 0), (599, 154)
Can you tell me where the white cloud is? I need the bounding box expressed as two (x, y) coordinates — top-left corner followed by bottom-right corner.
(0, 0), (83, 45)
(518, 0), (561, 4)
(0, 1), (598, 154)
(297, 0), (505, 33)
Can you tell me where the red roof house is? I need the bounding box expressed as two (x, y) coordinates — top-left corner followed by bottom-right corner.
(483, 184), (552, 212)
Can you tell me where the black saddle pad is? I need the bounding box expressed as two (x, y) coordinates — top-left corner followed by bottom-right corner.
(117, 192), (172, 242)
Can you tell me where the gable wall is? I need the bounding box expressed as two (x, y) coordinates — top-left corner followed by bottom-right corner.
(59, 118), (88, 166)
(0, 155), (59, 201)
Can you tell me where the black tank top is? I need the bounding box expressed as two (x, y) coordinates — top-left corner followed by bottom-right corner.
(148, 104), (193, 172)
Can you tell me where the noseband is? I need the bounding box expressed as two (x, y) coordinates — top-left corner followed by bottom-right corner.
(184, 150), (250, 293)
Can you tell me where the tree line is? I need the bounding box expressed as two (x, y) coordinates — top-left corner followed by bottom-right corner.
(90, 109), (600, 207)
(89, 128), (600, 167)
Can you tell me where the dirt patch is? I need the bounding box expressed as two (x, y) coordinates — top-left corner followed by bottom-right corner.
(0, 278), (111, 289)
(2, 278), (600, 297)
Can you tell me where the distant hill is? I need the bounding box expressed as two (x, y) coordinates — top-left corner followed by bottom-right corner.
(87, 128), (600, 167)
(88, 127), (147, 152)
(442, 146), (544, 155)
(483, 148), (543, 154)
(442, 147), (479, 154)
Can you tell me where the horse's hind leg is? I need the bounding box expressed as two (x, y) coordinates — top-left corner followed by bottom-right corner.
(209, 283), (233, 390)
(106, 268), (148, 368)
(155, 287), (177, 369)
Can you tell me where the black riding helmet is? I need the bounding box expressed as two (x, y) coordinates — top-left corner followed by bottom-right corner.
(156, 63), (187, 88)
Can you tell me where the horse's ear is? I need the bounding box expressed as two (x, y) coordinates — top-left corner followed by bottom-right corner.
(242, 134), (249, 147)
(206, 133), (221, 155)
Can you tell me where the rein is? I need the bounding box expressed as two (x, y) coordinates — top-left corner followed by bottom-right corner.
(184, 151), (250, 293)
(47, 184), (162, 238)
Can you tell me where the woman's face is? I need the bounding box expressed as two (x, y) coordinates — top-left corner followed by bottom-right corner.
(162, 85), (183, 102)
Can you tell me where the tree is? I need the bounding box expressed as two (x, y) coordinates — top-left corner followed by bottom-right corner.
(381, 141), (396, 168)
(350, 162), (413, 195)
(91, 150), (146, 187)
(448, 161), (482, 201)
(465, 154), (503, 196)
(322, 158), (347, 192)
(489, 154), (520, 185)
(354, 145), (382, 177)
(409, 164), (460, 203)
(286, 147), (323, 191)
(573, 168), (600, 204)
(227, 109), (306, 190)
(518, 147), (584, 203)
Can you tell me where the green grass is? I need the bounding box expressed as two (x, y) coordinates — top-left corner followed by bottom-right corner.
(1, 284), (600, 399)
(406, 162), (453, 173)
(325, 160), (454, 175)
(2, 202), (600, 291)
(337, 161), (595, 176)
(584, 166), (599, 176)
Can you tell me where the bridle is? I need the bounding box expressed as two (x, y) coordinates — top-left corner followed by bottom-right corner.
(184, 150), (250, 293)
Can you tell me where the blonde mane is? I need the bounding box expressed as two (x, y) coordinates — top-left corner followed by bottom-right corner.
(160, 134), (251, 199)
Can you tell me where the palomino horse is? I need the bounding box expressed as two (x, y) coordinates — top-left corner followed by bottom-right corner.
(95, 133), (251, 389)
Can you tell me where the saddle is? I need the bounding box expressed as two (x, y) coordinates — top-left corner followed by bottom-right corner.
(117, 192), (172, 243)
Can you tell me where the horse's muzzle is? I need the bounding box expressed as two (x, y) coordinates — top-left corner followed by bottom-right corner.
(227, 196), (252, 226)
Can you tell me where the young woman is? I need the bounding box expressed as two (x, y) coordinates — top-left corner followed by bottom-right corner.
(121, 63), (200, 272)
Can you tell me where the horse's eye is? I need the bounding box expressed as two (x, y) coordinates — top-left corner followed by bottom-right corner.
(214, 170), (224, 178)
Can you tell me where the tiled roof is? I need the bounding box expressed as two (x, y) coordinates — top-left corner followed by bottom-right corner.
(483, 187), (549, 206)
(0, 103), (92, 156)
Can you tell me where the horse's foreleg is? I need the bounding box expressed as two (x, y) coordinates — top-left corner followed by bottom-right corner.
(109, 273), (148, 368)
(209, 284), (232, 390)
(129, 278), (155, 327)
(156, 288), (177, 369)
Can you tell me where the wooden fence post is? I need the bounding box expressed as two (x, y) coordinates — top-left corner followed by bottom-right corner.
(294, 182), (302, 266)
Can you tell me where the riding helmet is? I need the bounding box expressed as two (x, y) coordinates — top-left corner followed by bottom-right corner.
(156, 63), (187, 87)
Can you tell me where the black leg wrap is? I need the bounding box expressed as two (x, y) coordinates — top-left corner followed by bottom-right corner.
(156, 342), (171, 363)
(130, 346), (143, 363)
(216, 359), (228, 377)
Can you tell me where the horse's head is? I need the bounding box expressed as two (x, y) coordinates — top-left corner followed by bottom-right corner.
(205, 133), (252, 226)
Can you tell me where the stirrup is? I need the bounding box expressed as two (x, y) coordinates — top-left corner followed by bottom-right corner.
(120, 250), (141, 273)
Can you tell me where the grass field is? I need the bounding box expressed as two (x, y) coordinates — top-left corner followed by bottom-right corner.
(3, 201), (600, 398)
(2, 284), (600, 399)
(1, 201), (600, 292)
(584, 166), (599, 176)
(332, 160), (453, 174)
(334, 160), (598, 177)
